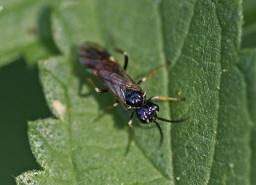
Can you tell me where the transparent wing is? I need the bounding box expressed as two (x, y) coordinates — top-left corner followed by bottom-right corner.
(99, 69), (142, 107)
(79, 42), (111, 66)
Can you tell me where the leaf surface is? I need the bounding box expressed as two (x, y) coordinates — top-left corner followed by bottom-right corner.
(239, 49), (256, 185)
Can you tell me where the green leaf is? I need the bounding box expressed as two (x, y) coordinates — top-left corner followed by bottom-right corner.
(17, 0), (253, 184)
(0, 0), (59, 66)
(239, 49), (256, 185)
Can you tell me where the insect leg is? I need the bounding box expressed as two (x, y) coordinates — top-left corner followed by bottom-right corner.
(109, 33), (129, 70)
(137, 66), (165, 84)
(87, 78), (108, 94)
(114, 48), (129, 70)
(150, 96), (186, 101)
(128, 112), (135, 141)
(94, 101), (119, 122)
(137, 61), (172, 84)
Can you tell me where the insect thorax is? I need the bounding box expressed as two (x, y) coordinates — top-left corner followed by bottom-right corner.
(124, 89), (145, 109)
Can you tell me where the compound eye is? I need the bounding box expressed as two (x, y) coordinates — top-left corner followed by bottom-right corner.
(136, 107), (148, 123)
(153, 104), (159, 112)
(146, 101), (159, 112)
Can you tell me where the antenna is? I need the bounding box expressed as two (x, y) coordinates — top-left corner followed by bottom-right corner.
(154, 120), (163, 147)
(154, 117), (188, 147)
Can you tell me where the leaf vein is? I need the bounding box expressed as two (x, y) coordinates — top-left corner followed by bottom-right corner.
(206, 1), (222, 184)
(158, 0), (198, 183)
(43, 68), (79, 185)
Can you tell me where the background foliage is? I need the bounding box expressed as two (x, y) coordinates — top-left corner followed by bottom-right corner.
(0, 0), (256, 185)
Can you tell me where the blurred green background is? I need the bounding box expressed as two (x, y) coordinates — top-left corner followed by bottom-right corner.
(0, 0), (256, 185)
(242, 0), (256, 48)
